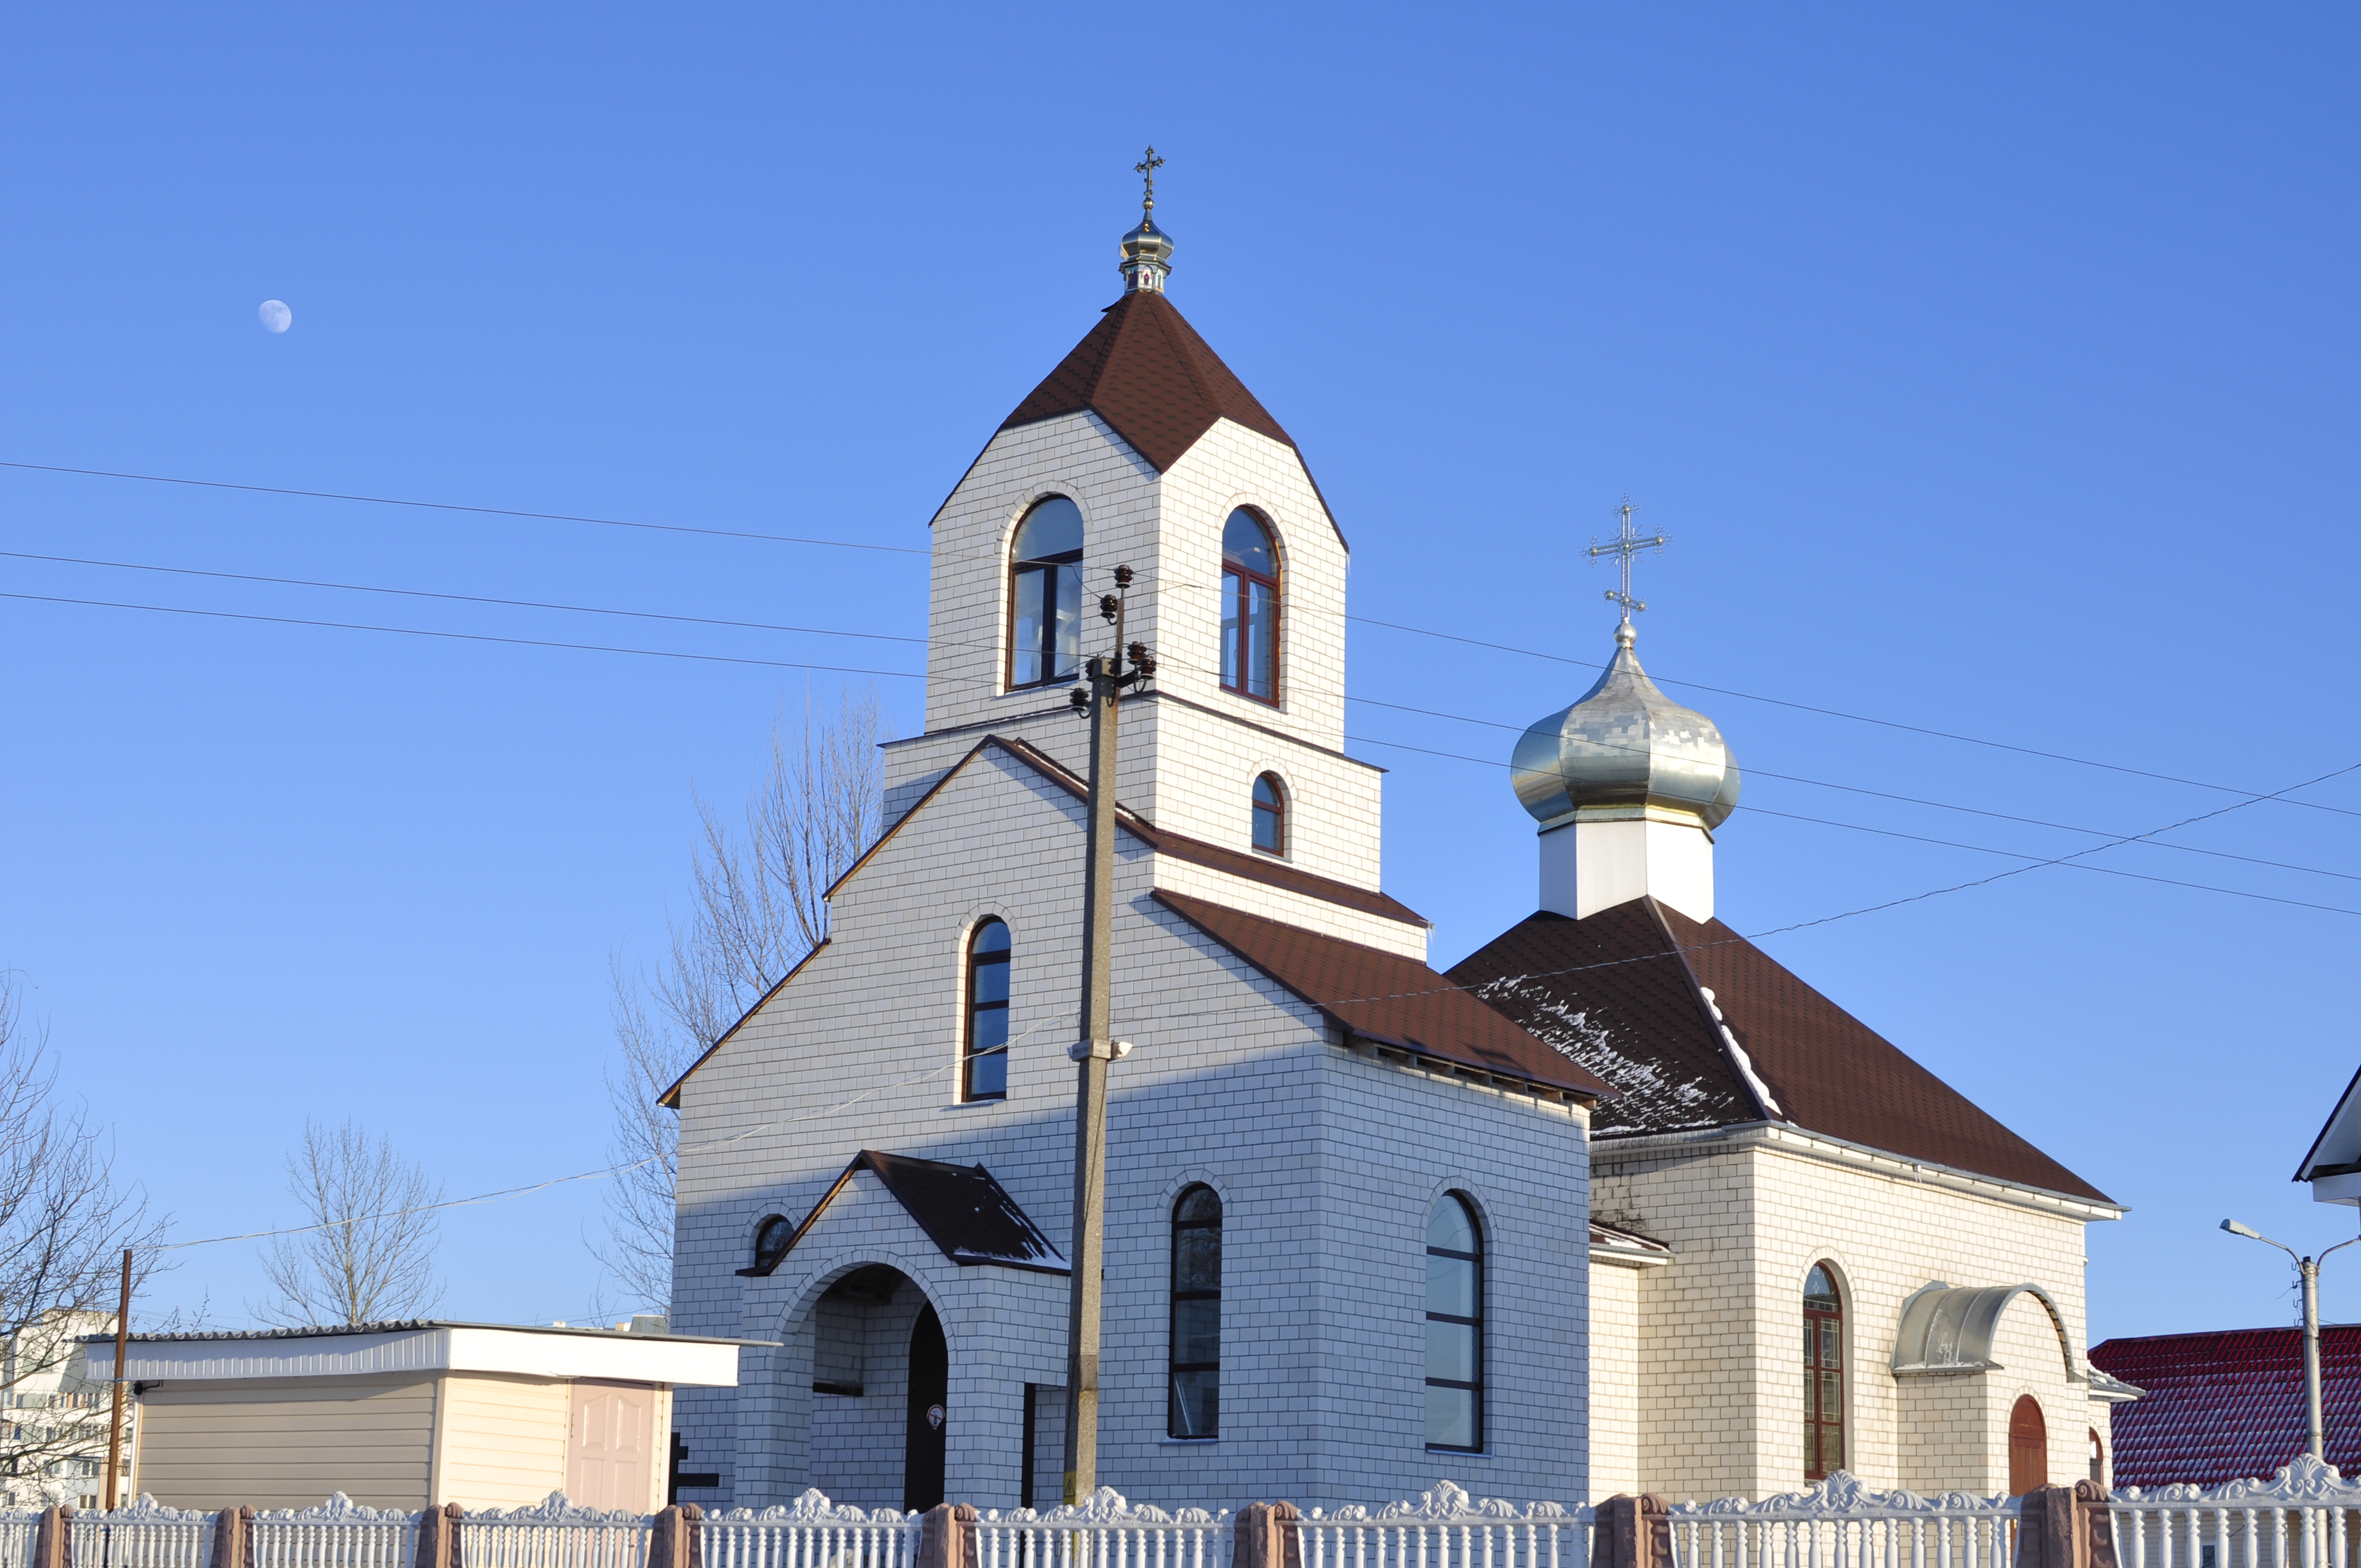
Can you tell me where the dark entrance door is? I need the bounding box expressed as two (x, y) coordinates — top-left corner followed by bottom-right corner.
(903, 1303), (948, 1511)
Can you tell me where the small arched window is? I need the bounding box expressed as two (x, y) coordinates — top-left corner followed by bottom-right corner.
(2088, 1427), (2105, 1485)
(1168, 1185), (1222, 1438)
(2010, 1396), (2049, 1495)
(1220, 509), (1279, 704)
(1425, 1193), (1482, 1452)
(964, 919), (1011, 1101)
(1804, 1263), (1845, 1479)
(752, 1214), (793, 1274)
(1009, 498), (1085, 689)
(1252, 774), (1287, 857)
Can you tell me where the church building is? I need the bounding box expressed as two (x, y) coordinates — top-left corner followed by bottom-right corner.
(661, 181), (2126, 1515)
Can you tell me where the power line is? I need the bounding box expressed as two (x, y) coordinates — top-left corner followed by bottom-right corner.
(1346, 613), (2361, 821)
(17, 453), (2348, 821)
(0, 460), (928, 557)
(23, 544), (2359, 872)
(14, 569), (2359, 902)
(1342, 729), (2361, 913)
(0, 590), (945, 686)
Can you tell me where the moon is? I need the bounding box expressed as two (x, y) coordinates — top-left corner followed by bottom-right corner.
(258, 300), (292, 334)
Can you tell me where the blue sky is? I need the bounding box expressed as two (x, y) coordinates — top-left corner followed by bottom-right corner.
(3, 4), (2355, 1343)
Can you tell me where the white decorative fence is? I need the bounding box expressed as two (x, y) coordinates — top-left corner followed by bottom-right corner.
(9, 1458), (2361, 1568)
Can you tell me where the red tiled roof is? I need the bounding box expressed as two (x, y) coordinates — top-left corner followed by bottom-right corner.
(1004, 291), (1295, 471)
(1151, 889), (1608, 1098)
(2090, 1327), (2361, 1489)
(1448, 900), (2112, 1204)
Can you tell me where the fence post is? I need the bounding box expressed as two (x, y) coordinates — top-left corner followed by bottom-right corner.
(413, 1503), (463, 1568)
(35, 1505), (74, 1568)
(651, 1504), (704, 1568)
(1236, 1503), (1303, 1568)
(920, 1505), (980, 1568)
(213, 1506), (257, 1568)
(1596, 1497), (1672, 1568)
(2071, 1484), (2117, 1568)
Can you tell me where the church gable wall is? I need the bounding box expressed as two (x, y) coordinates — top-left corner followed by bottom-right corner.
(1594, 1132), (2095, 1502)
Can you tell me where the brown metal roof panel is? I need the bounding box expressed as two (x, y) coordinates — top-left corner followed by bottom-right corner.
(1151, 889), (1607, 1097)
(1448, 905), (1750, 1133)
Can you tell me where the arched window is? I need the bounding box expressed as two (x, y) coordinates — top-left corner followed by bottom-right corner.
(964, 919), (1010, 1101)
(1220, 509), (1279, 703)
(1009, 498), (1084, 689)
(1804, 1264), (1845, 1479)
(2088, 1427), (2105, 1485)
(1425, 1193), (1483, 1451)
(752, 1214), (793, 1274)
(1252, 773), (1287, 856)
(2010, 1396), (2049, 1495)
(1168, 1185), (1222, 1438)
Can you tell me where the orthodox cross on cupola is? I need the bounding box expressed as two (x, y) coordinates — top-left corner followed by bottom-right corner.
(1120, 147), (1174, 295)
(1587, 497), (1668, 643)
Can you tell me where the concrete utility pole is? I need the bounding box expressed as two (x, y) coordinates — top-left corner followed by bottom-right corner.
(104, 1247), (130, 1509)
(1060, 568), (1152, 1505)
(2223, 1218), (2358, 1459)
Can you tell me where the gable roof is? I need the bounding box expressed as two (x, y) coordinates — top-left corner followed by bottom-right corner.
(995, 292), (1345, 548)
(2296, 1063), (2361, 1180)
(1446, 898), (2113, 1205)
(740, 1150), (1068, 1277)
(829, 732), (1426, 927)
(2091, 1326), (2361, 1488)
(1151, 889), (1608, 1099)
(662, 732), (1429, 1109)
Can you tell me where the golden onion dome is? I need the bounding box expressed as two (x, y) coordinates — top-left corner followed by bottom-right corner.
(1511, 620), (1741, 830)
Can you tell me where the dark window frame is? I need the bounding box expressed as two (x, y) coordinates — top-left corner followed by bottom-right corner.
(1167, 1184), (1222, 1439)
(752, 1214), (793, 1273)
(1220, 509), (1281, 706)
(963, 919), (1010, 1102)
(1252, 773), (1287, 857)
(1805, 1262), (1845, 1480)
(1425, 1192), (1484, 1453)
(1008, 498), (1085, 692)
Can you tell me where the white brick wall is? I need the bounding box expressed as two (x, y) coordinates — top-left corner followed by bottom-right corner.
(673, 747), (1591, 1512)
(1593, 1126), (2107, 1504)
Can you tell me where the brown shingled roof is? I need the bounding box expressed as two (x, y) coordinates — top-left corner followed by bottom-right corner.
(1152, 889), (1607, 1098)
(1448, 899), (2112, 1204)
(998, 292), (1345, 548)
(1004, 291), (1294, 470)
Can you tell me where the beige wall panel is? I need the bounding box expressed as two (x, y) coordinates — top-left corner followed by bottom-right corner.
(134, 1376), (434, 1512)
(1588, 1262), (1645, 1501)
(433, 1373), (572, 1509)
(1597, 1134), (2097, 1503)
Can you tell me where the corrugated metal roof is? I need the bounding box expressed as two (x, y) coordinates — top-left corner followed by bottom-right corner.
(2090, 1326), (2361, 1488)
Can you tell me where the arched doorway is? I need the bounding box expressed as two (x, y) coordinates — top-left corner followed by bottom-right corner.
(2009, 1395), (2048, 1495)
(902, 1303), (948, 1511)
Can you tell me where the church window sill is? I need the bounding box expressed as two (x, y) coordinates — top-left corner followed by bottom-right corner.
(1160, 1435), (1221, 1445)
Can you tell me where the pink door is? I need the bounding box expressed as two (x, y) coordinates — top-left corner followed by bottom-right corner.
(567, 1381), (655, 1512)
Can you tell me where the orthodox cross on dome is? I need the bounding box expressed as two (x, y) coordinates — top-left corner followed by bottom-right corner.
(1135, 146), (1165, 216)
(1587, 497), (1669, 633)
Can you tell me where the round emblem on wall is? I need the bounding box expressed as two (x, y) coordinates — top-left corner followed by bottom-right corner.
(927, 1403), (946, 1431)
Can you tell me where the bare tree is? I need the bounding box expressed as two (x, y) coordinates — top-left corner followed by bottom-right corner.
(597, 688), (885, 1310)
(0, 972), (164, 1506)
(255, 1119), (443, 1327)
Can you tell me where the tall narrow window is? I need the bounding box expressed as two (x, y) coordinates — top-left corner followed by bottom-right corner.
(1220, 509), (1279, 703)
(1168, 1185), (1222, 1438)
(1804, 1264), (1845, 1479)
(1251, 774), (1287, 856)
(2088, 1428), (2105, 1485)
(1425, 1193), (1482, 1451)
(964, 919), (1010, 1101)
(1009, 498), (1084, 689)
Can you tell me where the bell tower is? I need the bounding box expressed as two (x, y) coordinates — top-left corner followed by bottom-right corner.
(880, 170), (1389, 903)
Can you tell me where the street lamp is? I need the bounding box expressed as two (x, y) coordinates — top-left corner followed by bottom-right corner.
(2222, 1218), (2360, 1460)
